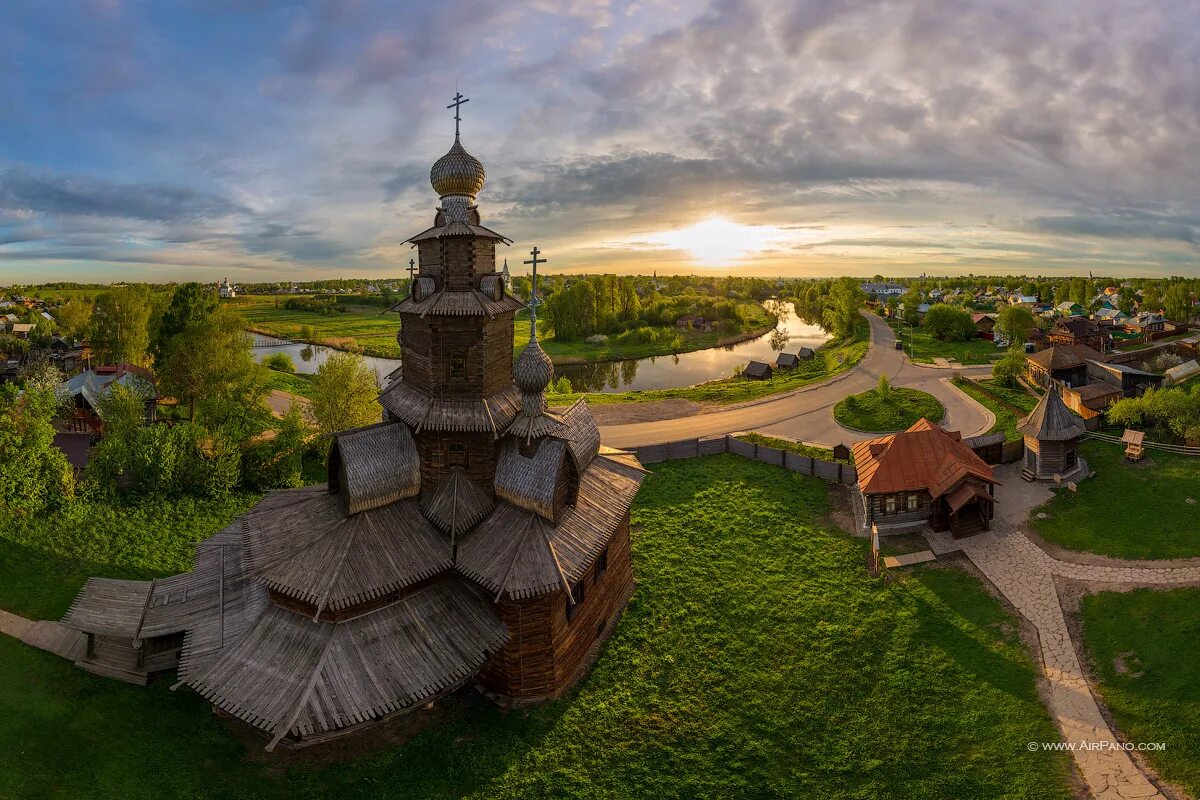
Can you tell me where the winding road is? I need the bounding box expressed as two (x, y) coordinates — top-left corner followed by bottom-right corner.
(599, 312), (996, 449)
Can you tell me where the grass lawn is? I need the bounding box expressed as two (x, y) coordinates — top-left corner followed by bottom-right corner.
(834, 386), (945, 432)
(229, 295), (775, 365)
(953, 378), (1039, 442)
(889, 321), (1001, 365)
(0, 494), (260, 620)
(264, 368), (316, 400)
(549, 316), (871, 406)
(1080, 588), (1200, 796)
(1031, 439), (1200, 559)
(0, 455), (1072, 799)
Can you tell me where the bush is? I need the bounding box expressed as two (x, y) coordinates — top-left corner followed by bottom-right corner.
(551, 376), (573, 395)
(877, 373), (891, 395)
(585, 334), (609, 345)
(241, 406), (309, 491)
(263, 352), (296, 373)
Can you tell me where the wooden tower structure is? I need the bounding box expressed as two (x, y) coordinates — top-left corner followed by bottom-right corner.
(1018, 388), (1087, 481)
(60, 96), (646, 748)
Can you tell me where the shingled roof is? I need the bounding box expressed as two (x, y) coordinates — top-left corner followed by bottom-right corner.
(329, 422), (420, 515)
(1026, 344), (1106, 371)
(852, 419), (997, 498)
(1017, 389), (1086, 442)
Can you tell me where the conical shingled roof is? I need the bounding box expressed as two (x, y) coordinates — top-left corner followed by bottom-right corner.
(1017, 389), (1085, 442)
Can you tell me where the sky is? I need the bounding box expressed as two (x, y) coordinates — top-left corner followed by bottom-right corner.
(2, 0), (1200, 283)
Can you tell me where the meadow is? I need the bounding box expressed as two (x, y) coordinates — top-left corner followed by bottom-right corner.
(0, 456), (1073, 799)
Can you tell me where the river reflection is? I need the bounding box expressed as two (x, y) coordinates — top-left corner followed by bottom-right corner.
(556, 301), (830, 392)
(250, 301), (829, 393)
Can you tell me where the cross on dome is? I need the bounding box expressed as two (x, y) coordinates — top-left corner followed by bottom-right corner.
(523, 246), (546, 342)
(447, 92), (469, 140)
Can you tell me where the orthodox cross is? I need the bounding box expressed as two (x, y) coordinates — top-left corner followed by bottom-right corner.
(406, 258), (417, 282)
(447, 92), (469, 139)
(523, 245), (546, 339)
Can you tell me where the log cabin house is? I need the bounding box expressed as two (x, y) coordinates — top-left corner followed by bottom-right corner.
(852, 419), (998, 538)
(61, 114), (646, 750)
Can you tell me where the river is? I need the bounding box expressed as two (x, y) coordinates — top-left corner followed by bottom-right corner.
(250, 301), (829, 393)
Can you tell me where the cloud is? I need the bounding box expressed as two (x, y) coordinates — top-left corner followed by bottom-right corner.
(0, 168), (244, 222)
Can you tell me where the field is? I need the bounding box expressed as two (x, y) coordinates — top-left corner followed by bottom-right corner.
(0, 455), (1072, 799)
(889, 320), (1001, 365)
(1031, 439), (1200, 559)
(953, 378), (1040, 442)
(548, 316), (871, 406)
(227, 295), (775, 364)
(834, 386), (945, 432)
(1080, 588), (1200, 796)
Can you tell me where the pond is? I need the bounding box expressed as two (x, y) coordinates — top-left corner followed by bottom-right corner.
(250, 301), (830, 393)
(251, 336), (402, 385)
(555, 301), (831, 392)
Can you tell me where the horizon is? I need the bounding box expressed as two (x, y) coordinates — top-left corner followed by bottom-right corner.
(4, 1), (1200, 282)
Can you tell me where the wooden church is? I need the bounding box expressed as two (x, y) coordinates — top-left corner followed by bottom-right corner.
(60, 100), (646, 749)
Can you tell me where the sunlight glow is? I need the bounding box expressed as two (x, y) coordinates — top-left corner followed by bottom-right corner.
(649, 216), (783, 266)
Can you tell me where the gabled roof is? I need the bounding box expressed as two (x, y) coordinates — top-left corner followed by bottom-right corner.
(1053, 317), (1100, 338)
(1017, 389), (1085, 441)
(560, 399), (601, 471)
(744, 360), (771, 378)
(494, 437), (568, 522)
(1026, 344), (1105, 371)
(852, 419), (997, 497)
(421, 468), (494, 541)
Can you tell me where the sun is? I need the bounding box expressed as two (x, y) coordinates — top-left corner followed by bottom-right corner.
(652, 216), (780, 266)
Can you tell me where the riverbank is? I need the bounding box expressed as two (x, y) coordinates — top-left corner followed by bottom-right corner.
(231, 295), (776, 365)
(549, 316), (870, 408)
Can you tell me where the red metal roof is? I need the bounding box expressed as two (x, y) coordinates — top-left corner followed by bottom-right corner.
(852, 419), (998, 498)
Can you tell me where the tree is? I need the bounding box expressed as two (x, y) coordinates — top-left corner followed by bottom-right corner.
(153, 282), (218, 363)
(992, 346), (1027, 388)
(90, 285), (152, 364)
(55, 299), (92, 341)
(241, 405), (309, 491)
(0, 384), (74, 515)
(310, 352), (381, 440)
(996, 305), (1035, 344)
(922, 304), (975, 341)
(158, 307), (267, 424)
(900, 287), (923, 325)
(821, 277), (867, 339)
(1163, 284), (1192, 323)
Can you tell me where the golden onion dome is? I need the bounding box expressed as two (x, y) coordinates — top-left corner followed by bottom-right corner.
(430, 138), (486, 198)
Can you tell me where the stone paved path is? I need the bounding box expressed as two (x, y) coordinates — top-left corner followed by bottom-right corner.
(927, 517), (1200, 799)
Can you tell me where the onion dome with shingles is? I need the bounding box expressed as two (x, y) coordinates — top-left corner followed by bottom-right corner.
(430, 138), (486, 198)
(513, 339), (553, 394)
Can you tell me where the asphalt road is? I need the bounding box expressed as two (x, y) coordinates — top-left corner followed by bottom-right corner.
(598, 312), (995, 449)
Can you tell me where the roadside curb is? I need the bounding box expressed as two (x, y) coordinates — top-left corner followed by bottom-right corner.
(939, 377), (996, 439)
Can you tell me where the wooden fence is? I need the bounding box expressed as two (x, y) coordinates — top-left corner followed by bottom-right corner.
(633, 435), (859, 485)
(1085, 431), (1200, 457)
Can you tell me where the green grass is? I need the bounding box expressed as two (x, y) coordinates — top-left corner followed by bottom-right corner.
(889, 321), (1002, 365)
(733, 431), (852, 463)
(0, 456), (1071, 799)
(265, 369), (316, 400)
(834, 386), (945, 432)
(954, 378), (1039, 442)
(230, 295), (775, 364)
(1031, 439), (1200, 559)
(0, 494), (260, 619)
(1080, 588), (1200, 796)
(548, 316), (871, 406)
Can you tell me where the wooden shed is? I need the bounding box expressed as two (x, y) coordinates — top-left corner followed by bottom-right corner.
(744, 361), (773, 380)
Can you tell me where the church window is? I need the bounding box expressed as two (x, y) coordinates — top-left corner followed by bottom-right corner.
(447, 441), (466, 467)
(449, 351), (467, 380)
(566, 581), (586, 622)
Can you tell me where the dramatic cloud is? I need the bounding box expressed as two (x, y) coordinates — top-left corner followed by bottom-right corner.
(2, 0), (1200, 281)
